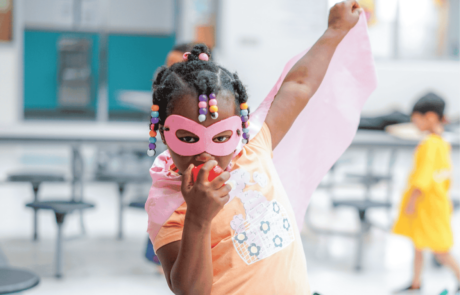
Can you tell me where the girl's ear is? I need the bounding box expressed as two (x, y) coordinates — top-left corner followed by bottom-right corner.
(441, 115), (449, 124)
(159, 125), (167, 145)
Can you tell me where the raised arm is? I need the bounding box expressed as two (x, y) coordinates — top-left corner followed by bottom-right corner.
(265, 0), (361, 149)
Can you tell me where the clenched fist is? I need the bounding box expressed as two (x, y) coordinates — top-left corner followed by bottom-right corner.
(328, 0), (362, 34)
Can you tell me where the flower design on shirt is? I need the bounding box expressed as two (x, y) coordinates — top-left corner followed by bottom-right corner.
(248, 243), (261, 257)
(283, 218), (290, 231)
(272, 201), (280, 214)
(260, 221), (270, 234)
(235, 232), (248, 244)
(273, 235), (283, 248)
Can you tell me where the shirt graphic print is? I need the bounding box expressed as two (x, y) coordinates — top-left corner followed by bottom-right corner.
(227, 168), (295, 265)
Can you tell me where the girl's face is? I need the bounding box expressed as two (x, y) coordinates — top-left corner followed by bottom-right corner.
(159, 92), (238, 174)
(411, 111), (440, 132)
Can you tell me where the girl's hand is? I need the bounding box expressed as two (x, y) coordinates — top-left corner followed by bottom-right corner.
(181, 160), (231, 227)
(328, 0), (362, 35)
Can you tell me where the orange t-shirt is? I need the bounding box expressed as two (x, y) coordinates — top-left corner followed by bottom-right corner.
(153, 123), (310, 294)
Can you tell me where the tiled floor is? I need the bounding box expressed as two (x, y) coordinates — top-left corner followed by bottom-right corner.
(0, 145), (459, 295)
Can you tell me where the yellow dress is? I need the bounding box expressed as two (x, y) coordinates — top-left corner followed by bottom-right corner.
(393, 134), (453, 252)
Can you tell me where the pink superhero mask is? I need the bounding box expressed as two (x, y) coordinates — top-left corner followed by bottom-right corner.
(163, 115), (242, 156)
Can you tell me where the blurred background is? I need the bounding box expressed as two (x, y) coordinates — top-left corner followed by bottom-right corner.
(0, 0), (458, 294)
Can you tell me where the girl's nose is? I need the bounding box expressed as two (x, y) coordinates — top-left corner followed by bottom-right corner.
(195, 152), (215, 163)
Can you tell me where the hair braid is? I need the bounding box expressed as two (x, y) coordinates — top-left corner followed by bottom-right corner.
(151, 44), (250, 131)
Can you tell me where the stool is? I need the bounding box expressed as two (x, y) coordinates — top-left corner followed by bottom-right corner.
(332, 199), (391, 271)
(26, 201), (94, 278)
(95, 173), (148, 240)
(8, 172), (65, 241)
(0, 267), (40, 294)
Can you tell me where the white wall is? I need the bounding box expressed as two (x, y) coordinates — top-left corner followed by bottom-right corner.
(216, 0), (460, 119)
(365, 61), (460, 118)
(215, 0), (328, 111)
(0, 0), (23, 125)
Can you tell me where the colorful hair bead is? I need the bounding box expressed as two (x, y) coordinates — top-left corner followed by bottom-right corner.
(148, 105), (160, 157)
(183, 52), (191, 61)
(240, 103), (250, 144)
(209, 105), (218, 113)
(198, 94), (208, 122)
(208, 93), (218, 119)
(198, 53), (209, 61)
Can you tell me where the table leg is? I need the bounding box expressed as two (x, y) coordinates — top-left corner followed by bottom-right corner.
(355, 209), (366, 271)
(71, 146), (84, 201)
(55, 212), (66, 278)
(118, 183), (125, 240)
(71, 146), (86, 235)
(32, 183), (39, 241)
(385, 149), (398, 219)
(364, 149), (374, 200)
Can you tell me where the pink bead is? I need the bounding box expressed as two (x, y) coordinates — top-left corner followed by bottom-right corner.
(198, 53), (209, 61)
(183, 52), (190, 61)
(198, 101), (207, 108)
(209, 99), (217, 106)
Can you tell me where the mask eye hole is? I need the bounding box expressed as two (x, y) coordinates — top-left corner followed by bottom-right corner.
(212, 131), (233, 143)
(176, 130), (199, 143)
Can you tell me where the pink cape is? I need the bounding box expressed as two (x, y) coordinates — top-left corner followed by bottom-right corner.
(145, 14), (377, 242)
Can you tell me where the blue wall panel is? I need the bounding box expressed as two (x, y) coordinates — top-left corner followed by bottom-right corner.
(23, 31), (99, 111)
(107, 34), (175, 111)
(24, 31), (174, 119)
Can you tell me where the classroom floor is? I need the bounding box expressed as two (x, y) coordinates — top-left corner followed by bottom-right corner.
(0, 145), (459, 295)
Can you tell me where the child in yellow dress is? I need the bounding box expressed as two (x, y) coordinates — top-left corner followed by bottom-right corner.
(393, 93), (460, 294)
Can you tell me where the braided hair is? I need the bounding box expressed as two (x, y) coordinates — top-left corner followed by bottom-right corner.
(152, 44), (249, 131)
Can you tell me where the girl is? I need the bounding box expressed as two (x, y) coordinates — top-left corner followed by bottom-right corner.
(146, 1), (371, 294)
(393, 93), (460, 295)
